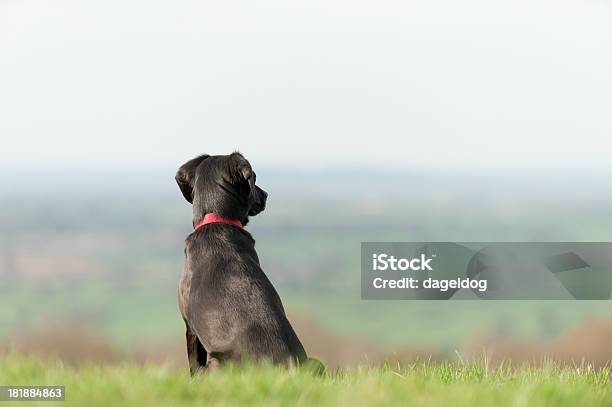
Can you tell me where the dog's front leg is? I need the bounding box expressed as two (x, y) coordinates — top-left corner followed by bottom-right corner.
(185, 322), (208, 376)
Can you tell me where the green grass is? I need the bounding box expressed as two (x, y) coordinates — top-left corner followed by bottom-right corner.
(1, 356), (611, 406)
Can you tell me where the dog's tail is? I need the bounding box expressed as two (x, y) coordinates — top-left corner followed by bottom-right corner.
(301, 357), (326, 375)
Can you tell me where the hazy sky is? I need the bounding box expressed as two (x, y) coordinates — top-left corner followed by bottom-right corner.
(1, 0), (610, 171)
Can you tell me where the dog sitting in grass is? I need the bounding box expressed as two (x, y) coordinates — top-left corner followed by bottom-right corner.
(175, 152), (311, 374)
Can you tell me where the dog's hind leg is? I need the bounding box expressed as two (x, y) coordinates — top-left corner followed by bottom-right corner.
(205, 354), (222, 371)
(185, 321), (208, 376)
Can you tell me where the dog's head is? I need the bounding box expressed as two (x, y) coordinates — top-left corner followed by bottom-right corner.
(175, 152), (268, 226)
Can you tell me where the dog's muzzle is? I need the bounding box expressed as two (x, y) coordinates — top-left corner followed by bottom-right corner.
(249, 187), (267, 216)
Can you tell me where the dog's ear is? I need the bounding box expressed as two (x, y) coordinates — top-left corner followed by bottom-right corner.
(239, 166), (255, 192)
(229, 153), (254, 193)
(175, 155), (209, 203)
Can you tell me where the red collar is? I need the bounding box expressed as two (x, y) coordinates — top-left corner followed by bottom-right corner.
(194, 213), (243, 230)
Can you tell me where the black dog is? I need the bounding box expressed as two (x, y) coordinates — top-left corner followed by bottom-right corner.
(176, 152), (307, 374)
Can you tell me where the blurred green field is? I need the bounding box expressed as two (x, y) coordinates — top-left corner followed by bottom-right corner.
(2, 170), (612, 365)
(4, 274), (612, 351)
(1, 356), (611, 407)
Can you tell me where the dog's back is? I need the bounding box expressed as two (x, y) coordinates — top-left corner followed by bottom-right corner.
(180, 223), (307, 366)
